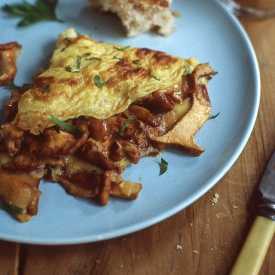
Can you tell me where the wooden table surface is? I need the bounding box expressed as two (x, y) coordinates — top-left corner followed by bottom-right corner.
(1, 13), (275, 275)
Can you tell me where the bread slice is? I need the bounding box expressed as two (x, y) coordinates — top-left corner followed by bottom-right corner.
(87, 0), (175, 37)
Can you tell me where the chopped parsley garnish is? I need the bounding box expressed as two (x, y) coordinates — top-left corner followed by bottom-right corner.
(159, 158), (168, 175)
(9, 204), (24, 215)
(184, 64), (192, 74)
(65, 55), (82, 72)
(132, 60), (141, 66)
(208, 112), (220, 120)
(7, 82), (21, 90)
(151, 75), (160, 81)
(50, 115), (83, 136)
(118, 117), (133, 136)
(76, 55), (82, 70)
(113, 55), (121, 60)
(42, 84), (50, 92)
(114, 46), (130, 51)
(0, 203), (23, 215)
(86, 57), (101, 61)
(7, 82), (32, 90)
(94, 75), (108, 88)
(65, 66), (73, 72)
(1, 0), (63, 26)
(61, 38), (72, 52)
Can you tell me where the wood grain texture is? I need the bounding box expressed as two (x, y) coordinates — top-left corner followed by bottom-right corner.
(0, 241), (19, 275)
(1, 14), (275, 275)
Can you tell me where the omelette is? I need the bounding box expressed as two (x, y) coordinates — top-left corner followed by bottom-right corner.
(15, 28), (192, 134)
(0, 29), (216, 222)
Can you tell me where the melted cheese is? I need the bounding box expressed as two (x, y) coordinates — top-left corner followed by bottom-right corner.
(13, 28), (198, 135)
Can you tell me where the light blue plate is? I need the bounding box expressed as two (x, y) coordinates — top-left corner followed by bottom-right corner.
(0, 0), (260, 244)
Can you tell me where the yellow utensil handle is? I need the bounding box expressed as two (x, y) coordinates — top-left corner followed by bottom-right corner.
(230, 215), (275, 275)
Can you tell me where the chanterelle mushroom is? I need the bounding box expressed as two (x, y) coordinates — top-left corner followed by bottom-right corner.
(0, 42), (22, 86)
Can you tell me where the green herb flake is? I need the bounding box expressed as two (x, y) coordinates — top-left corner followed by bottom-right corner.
(7, 82), (21, 90)
(113, 55), (121, 60)
(50, 115), (83, 136)
(0, 203), (24, 215)
(86, 57), (101, 61)
(76, 55), (82, 70)
(208, 112), (220, 120)
(159, 158), (168, 175)
(114, 46), (130, 51)
(184, 64), (192, 75)
(42, 84), (50, 92)
(9, 204), (24, 215)
(65, 55), (82, 72)
(0, 204), (7, 212)
(23, 83), (33, 89)
(151, 75), (160, 81)
(132, 60), (141, 66)
(61, 38), (72, 52)
(94, 75), (108, 88)
(7, 82), (32, 90)
(1, 0), (64, 27)
(118, 117), (133, 136)
(65, 66), (73, 72)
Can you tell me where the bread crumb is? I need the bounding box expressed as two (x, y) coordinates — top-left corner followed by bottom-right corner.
(193, 250), (199, 254)
(190, 223), (193, 227)
(176, 245), (182, 250)
(233, 205), (238, 209)
(210, 193), (219, 205)
(172, 11), (181, 18)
